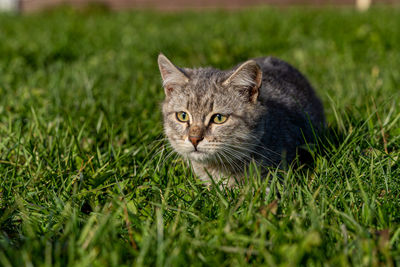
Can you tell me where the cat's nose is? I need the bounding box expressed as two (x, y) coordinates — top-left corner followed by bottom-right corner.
(189, 136), (203, 149)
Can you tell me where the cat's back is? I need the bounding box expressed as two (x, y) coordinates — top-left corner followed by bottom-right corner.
(254, 56), (324, 128)
(254, 56), (316, 101)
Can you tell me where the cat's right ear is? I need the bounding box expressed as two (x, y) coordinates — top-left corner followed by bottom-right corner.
(158, 54), (189, 96)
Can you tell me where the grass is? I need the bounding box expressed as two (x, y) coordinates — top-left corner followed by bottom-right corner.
(0, 6), (400, 266)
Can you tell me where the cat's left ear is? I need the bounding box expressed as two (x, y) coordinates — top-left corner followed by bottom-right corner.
(158, 54), (189, 96)
(222, 60), (262, 103)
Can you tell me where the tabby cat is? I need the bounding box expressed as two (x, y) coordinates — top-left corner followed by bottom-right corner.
(158, 54), (324, 187)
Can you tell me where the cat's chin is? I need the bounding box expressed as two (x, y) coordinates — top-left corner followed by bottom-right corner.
(186, 150), (214, 163)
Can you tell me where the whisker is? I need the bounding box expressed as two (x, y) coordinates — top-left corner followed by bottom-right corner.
(157, 150), (177, 171)
(149, 142), (173, 163)
(199, 141), (277, 167)
(215, 153), (229, 179)
(214, 133), (282, 157)
(223, 144), (277, 165)
(219, 150), (244, 172)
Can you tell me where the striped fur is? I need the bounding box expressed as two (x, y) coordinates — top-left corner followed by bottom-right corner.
(158, 54), (325, 187)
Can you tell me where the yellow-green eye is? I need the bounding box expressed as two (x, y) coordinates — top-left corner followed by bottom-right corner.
(176, 111), (189, 122)
(212, 114), (228, 124)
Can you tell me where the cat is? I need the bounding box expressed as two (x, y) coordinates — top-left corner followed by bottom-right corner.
(158, 53), (325, 187)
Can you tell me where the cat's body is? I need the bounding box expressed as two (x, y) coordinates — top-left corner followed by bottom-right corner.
(158, 54), (324, 187)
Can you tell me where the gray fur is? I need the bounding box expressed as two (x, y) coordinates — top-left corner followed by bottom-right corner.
(158, 54), (325, 187)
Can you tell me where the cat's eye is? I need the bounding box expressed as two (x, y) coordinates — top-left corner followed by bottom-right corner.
(212, 114), (228, 124)
(176, 111), (189, 122)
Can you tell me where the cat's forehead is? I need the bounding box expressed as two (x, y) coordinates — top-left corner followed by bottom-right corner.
(187, 68), (225, 86)
(165, 67), (239, 114)
(170, 86), (236, 115)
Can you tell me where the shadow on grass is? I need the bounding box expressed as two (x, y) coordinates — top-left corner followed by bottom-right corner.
(295, 124), (346, 170)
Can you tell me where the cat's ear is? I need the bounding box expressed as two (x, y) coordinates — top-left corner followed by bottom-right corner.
(222, 60), (262, 103)
(158, 54), (189, 96)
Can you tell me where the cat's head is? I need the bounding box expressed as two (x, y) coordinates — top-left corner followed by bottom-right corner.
(158, 54), (264, 165)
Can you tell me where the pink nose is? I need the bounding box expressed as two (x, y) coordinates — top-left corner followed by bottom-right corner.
(189, 136), (203, 149)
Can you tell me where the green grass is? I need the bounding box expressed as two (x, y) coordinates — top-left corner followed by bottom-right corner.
(0, 6), (400, 266)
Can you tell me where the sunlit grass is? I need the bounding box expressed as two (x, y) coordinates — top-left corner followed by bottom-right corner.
(0, 6), (399, 266)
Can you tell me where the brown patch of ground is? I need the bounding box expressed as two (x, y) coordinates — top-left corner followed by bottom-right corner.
(20, 0), (398, 13)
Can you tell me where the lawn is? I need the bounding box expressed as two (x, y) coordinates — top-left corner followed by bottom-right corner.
(0, 6), (399, 266)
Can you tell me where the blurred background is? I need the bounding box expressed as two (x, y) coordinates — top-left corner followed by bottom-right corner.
(0, 0), (398, 12)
